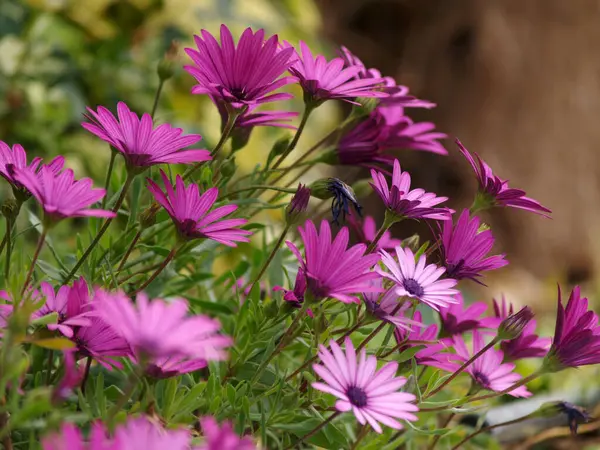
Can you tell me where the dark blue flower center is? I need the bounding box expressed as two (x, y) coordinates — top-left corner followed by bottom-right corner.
(327, 178), (362, 225)
(472, 370), (490, 388)
(403, 278), (424, 297)
(347, 386), (368, 407)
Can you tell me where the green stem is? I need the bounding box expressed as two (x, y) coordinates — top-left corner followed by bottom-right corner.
(221, 186), (297, 201)
(451, 414), (535, 450)
(356, 303), (404, 352)
(428, 413), (456, 450)
(366, 211), (398, 254)
(118, 262), (162, 285)
(80, 356), (93, 395)
(350, 425), (369, 450)
(101, 151), (116, 209)
(63, 173), (135, 285)
(132, 245), (179, 295)
(22, 229), (47, 295)
(151, 79), (165, 119)
(271, 104), (315, 171)
(44, 350), (54, 385)
(4, 218), (11, 282)
(283, 411), (341, 450)
(425, 337), (500, 399)
(116, 229), (142, 273)
(246, 225), (290, 294)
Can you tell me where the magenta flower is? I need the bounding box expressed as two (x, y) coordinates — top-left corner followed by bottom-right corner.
(439, 209), (508, 282)
(83, 102), (209, 171)
(99, 291), (232, 361)
(145, 356), (207, 379)
(451, 331), (532, 397)
(285, 41), (386, 105)
(286, 220), (381, 304)
(285, 183), (311, 225)
(377, 246), (458, 311)
(273, 268), (307, 308)
(197, 417), (256, 450)
(312, 337), (418, 433)
(348, 214), (401, 250)
(493, 297), (550, 360)
(13, 167), (115, 223)
(0, 304), (12, 334)
(31, 280), (92, 338)
(147, 170), (251, 246)
(456, 140), (551, 217)
(439, 293), (497, 337)
(544, 286), (600, 371)
(362, 280), (418, 331)
(184, 25), (295, 109)
(0, 141), (64, 197)
(42, 422), (115, 450)
(114, 417), (191, 449)
(52, 350), (84, 403)
(370, 159), (452, 221)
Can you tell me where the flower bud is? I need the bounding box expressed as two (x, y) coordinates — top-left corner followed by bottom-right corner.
(1, 198), (19, 221)
(220, 157), (237, 178)
(285, 184), (311, 225)
(157, 41), (179, 81)
(199, 166), (213, 189)
(536, 402), (592, 435)
(269, 136), (291, 158)
(497, 306), (534, 340)
(309, 178), (362, 225)
(139, 203), (159, 229)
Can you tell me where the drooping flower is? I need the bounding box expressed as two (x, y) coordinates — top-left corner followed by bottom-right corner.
(493, 297), (550, 360)
(273, 268), (307, 308)
(438, 209), (508, 283)
(543, 286), (600, 371)
(349, 214), (401, 250)
(42, 422), (115, 450)
(309, 178), (363, 225)
(451, 331), (532, 397)
(184, 25), (296, 109)
(285, 41), (386, 106)
(52, 350), (84, 403)
(147, 170), (251, 246)
(83, 102), (209, 171)
(362, 280), (417, 331)
(377, 246), (458, 311)
(286, 220), (381, 304)
(197, 417), (256, 450)
(456, 140), (551, 217)
(31, 280), (92, 338)
(312, 337), (418, 433)
(145, 355), (207, 379)
(554, 402), (592, 435)
(370, 159), (452, 222)
(13, 167), (115, 224)
(439, 293), (497, 337)
(99, 291), (232, 361)
(114, 417), (191, 449)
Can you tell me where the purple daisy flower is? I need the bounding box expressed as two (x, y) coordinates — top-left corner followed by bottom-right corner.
(456, 139), (551, 217)
(83, 102), (209, 171)
(348, 214), (401, 250)
(184, 25), (296, 110)
(312, 337), (418, 433)
(439, 209), (508, 282)
(99, 291), (232, 361)
(285, 41), (386, 105)
(544, 286), (600, 371)
(493, 297), (550, 360)
(451, 331), (532, 397)
(197, 417), (256, 450)
(370, 159), (452, 222)
(14, 166), (115, 223)
(42, 422), (114, 450)
(377, 246), (459, 311)
(439, 292), (498, 337)
(114, 417), (191, 449)
(286, 220), (381, 304)
(362, 280), (418, 331)
(147, 170), (251, 246)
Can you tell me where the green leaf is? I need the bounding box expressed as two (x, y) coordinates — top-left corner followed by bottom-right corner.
(30, 337), (75, 350)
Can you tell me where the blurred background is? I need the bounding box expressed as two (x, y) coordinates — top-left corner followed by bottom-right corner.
(1, 0), (600, 447)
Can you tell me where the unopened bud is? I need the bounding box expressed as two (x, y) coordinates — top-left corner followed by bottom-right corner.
(536, 402), (592, 435)
(286, 184), (311, 225)
(1, 198), (19, 221)
(157, 40), (179, 81)
(269, 136), (291, 158)
(220, 157), (237, 178)
(139, 203), (159, 229)
(199, 166), (213, 189)
(497, 306), (534, 340)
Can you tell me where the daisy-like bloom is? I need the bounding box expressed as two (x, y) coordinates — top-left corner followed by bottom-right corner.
(42, 422), (115, 450)
(450, 331), (532, 397)
(99, 291), (232, 361)
(286, 220), (381, 304)
(370, 159), (452, 222)
(197, 417), (256, 450)
(0, 141), (64, 199)
(184, 25), (296, 109)
(285, 41), (386, 106)
(377, 246), (459, 311)
(31, 280), (92, 338)
(114, 417), (191, 450)
(439, 293), (497, 337)
(13, 166), (115, 224)
(492, 297), (550, 360)
(439, 209), (508, 283)
(543, 286), (600, 371)
(456, 140), (551, 217)
(309, 178), (362, 225)
(312, 337), (418, 433)
(83, 102), (209, 172)
(348, 214), (401, 250)
(147, 170), (251, 246)
(362, 280), (417, 331)
(145, 355), (207, 379)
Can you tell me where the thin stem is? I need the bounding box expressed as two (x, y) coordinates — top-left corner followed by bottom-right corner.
(451, 414), (534, 450)
(63, 173), (134, 285)
(350, 425), (369, 450)
(4, 218), (11, 282)
(132, 245), (179, 295)
(428, 413), (456, 450)
(0, 227), (7, 259)
(183, 110), (240, 180)
(101, 151), (116, 209)
(246, 226), (290, 295)
(118, 262), (162, 285)
(283, 411), (341, 450)
(80, 356), (93, 395)
(271, 104), (315, 171)
(221, 186), (297, 201)
(366, 211), (398, 254)
(425, 338), (499, 399)
(151, 79), (164, 119)
(22, 229), (47, 295)
(44, 350), (54, 385)
(116, 230), (142, 273)
(356, 304), (404, 352)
